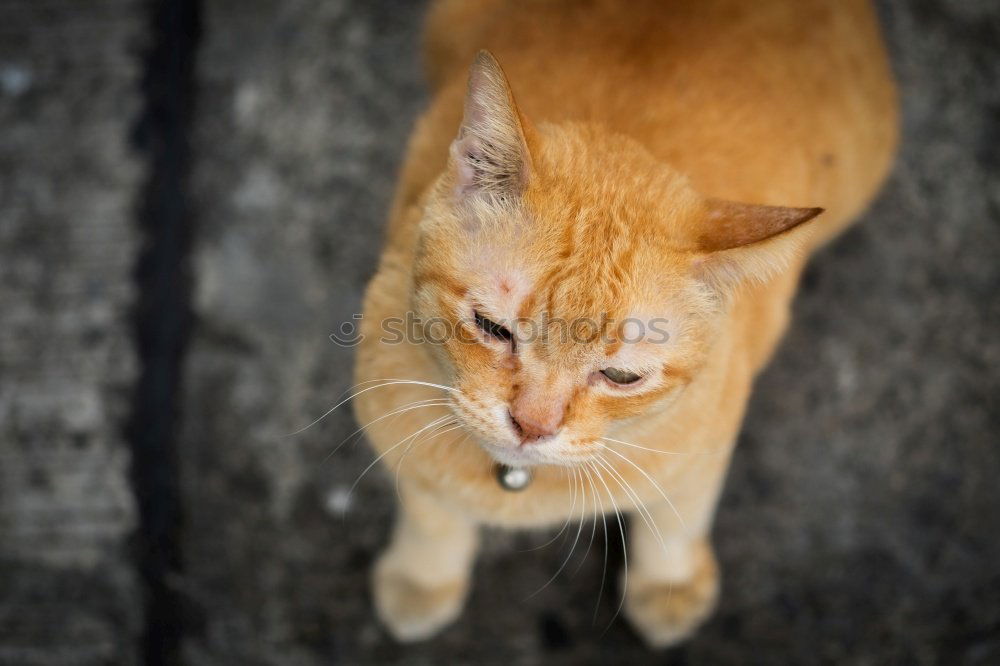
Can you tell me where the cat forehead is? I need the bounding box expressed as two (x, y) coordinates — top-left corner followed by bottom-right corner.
(464, 258), (690, 327)
(454, 208), (699, 323)
(463, 252), (534, 311)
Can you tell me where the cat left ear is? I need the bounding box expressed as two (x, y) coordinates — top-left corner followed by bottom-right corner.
(692, 197), (824, 292)
(450, 50), (533, 199)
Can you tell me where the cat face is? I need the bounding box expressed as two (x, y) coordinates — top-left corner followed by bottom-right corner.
(411, 52), (821, 467)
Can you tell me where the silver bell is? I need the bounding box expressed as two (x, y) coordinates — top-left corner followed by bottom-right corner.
(495, 463), (532, 491)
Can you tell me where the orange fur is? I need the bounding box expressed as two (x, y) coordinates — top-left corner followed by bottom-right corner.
(354, 0), (897, 645)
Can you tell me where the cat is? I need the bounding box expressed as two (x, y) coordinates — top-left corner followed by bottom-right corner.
(353, 0), (896, 647)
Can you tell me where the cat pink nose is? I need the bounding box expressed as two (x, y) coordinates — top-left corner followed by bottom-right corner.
(508, 407), (561, 443)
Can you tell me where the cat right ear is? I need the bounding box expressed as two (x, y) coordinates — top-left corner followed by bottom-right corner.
(690, 198), (824, 296)
(450, 50), (533, 199)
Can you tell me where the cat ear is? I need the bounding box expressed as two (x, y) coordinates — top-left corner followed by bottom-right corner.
(692, 198), (824, 293)
(450, 50), (533, 199)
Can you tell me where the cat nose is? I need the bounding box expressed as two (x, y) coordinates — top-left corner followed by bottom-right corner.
(508, 406), (561, 444)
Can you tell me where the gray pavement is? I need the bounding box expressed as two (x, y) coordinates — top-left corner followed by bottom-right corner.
(0, 1), (144, 664)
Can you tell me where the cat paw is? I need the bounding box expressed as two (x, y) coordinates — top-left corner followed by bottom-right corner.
(372, 555), (468, 642)
(622, 541), (720, 648)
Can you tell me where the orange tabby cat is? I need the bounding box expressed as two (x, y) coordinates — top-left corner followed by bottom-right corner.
(353, 0), (896, 646)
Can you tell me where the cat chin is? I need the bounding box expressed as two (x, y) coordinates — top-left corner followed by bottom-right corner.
(477, 439), (590, 468)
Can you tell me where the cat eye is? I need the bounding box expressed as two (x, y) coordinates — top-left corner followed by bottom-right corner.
(601, 367), (643, 385)
(474, 310), (513, 345)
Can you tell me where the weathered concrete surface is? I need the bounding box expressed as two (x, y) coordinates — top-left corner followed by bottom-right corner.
(0, 1), (145, 664)
(177, 0), (999, 664)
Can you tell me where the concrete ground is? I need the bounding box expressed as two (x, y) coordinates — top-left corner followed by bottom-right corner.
(0, 1), (143, 663)
(1, 1), (998, 664)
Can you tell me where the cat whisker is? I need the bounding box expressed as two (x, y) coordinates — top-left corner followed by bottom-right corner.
(395, 415), (463, 471)
(393, 420), (464, 501)
(602, 445), (688, 534)
(587, 459), (629, 633)
(518, 467), (577, 553)
(287, 379), (460, 437)
(600, 436), (686, 456)
(581, 462), (609, 622)
(574, 467), (591, 576)
(526, 467), (588, 599)
(573, 463), (600, 577)
(319, 398), (452, 467)
(346, 377), (462, 395)
(565, 467), (590, 575)
(345, 414), (454, 504)
(594, 454), (670, 560)
(522, 472), (578, 595)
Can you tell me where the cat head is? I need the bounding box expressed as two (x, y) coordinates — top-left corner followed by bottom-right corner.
(412, 51), (821, 467)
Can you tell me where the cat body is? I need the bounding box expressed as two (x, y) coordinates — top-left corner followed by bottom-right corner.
(353, 0), (896, 645)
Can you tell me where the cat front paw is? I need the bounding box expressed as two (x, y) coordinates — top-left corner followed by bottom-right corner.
(372, 554), (469, 642)
(623, 541), (720, 648)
